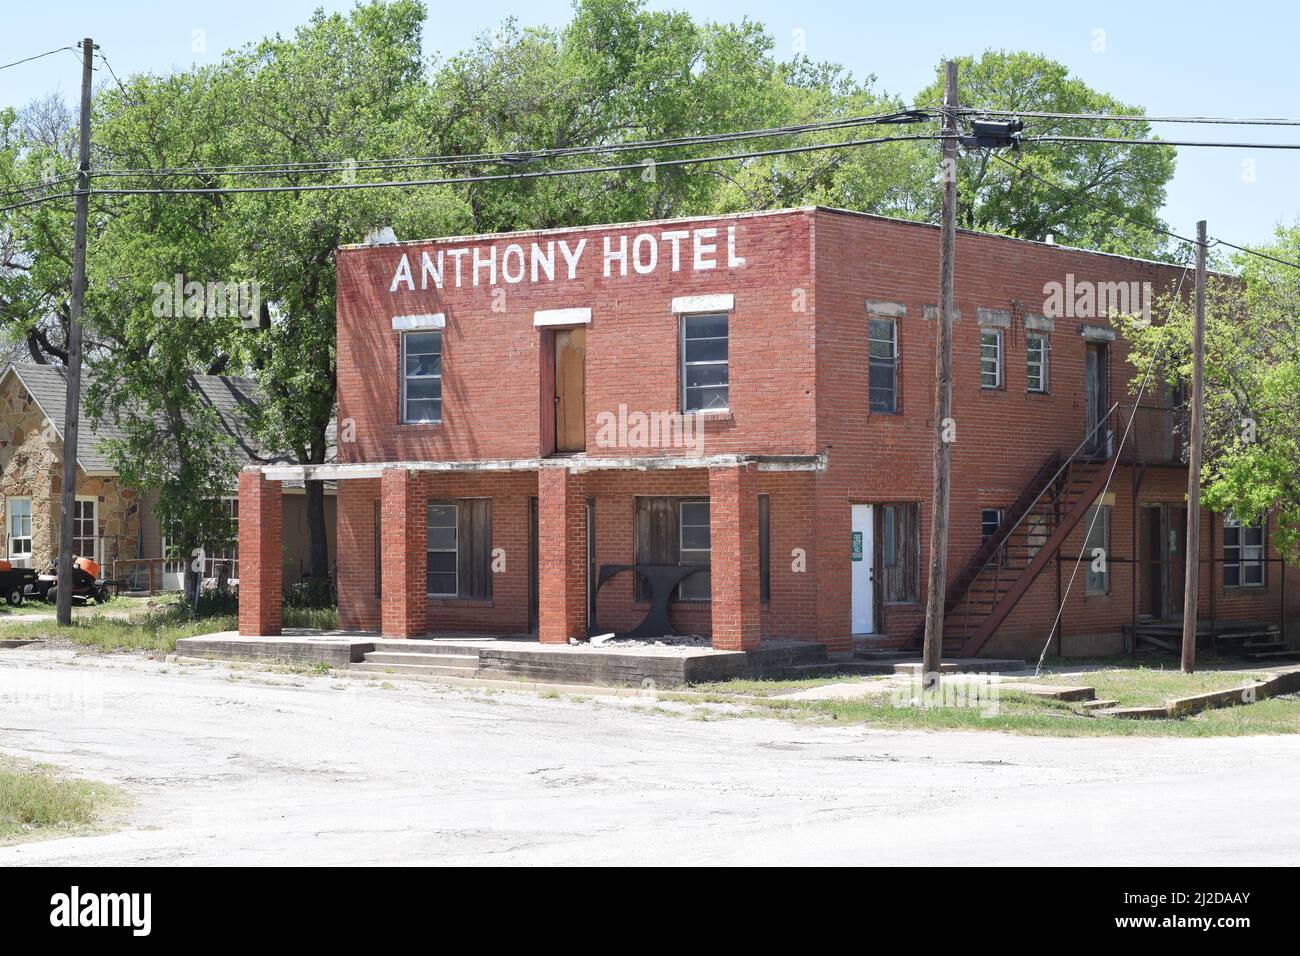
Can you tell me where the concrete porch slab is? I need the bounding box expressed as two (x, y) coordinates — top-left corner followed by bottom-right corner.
(174, 630), (831, 688)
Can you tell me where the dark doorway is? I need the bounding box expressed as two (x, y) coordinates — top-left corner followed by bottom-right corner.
(1140, 503), (1187, 620)
(1084, 341), (1109, 455)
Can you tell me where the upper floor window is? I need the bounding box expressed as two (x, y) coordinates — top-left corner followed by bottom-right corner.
(868, 318), (898, 413)
(403, 331), (442, 423)
(1026, 333), (1050, 392)
(1223, 516), (1265, 588)
(980, 329), (1003, 389)
(681, 313), (729, 412)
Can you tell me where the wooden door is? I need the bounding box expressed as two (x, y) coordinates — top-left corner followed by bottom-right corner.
(554, 328), (586, 453)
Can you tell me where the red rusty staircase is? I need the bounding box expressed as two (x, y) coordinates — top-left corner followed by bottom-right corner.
(908, 419), (1119, 658)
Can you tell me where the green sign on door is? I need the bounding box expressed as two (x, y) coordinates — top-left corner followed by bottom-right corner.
(851, 531), (864, 561)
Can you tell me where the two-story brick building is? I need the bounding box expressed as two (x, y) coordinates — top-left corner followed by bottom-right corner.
(238, 206), (1297, 659)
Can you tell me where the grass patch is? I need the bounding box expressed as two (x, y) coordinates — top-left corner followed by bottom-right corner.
(683, 670), (1300, 737)
(0, 604), (340, 653)
(0, 757), (123, 844)
(1026, 665), (1272, 708)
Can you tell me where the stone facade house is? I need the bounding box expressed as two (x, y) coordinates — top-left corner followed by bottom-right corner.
(0, 363), (336, 589)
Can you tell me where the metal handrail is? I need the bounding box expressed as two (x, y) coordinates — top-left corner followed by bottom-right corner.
(951, 404), (1120, 637)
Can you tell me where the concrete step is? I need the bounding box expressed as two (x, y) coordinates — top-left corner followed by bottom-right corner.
(1078, 698), (1121, 711)
(1089, 704), (1168, 719)
(370, 641), (480, 656)
(350, 661), (481, 678)
(361, 650), (478, 665)
(1242, 649), (1300, 661)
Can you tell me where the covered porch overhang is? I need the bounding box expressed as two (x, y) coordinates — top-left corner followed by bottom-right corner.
(256, 452), (827, 482)
(238, 453), (826, 651)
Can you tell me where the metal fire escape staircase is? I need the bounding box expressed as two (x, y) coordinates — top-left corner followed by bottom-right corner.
(908, 416), (1119, 658)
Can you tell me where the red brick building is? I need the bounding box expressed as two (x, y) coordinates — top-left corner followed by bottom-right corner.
(239, 207), (1296, 658)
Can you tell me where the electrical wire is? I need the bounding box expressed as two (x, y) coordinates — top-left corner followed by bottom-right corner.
(0, 45), (78, 71)
(962, 108), (1300, 127)
(1028, 134), (1300, 150)
(86, 108), (939, 180)
(77, 132), (949, 197)
(988, 150), (1300, 272)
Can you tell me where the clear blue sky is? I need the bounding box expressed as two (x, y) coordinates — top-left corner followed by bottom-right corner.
(4, 0), (1297, 248)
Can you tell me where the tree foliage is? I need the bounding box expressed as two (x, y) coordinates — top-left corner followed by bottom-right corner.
(1118, 227), (1300, 560)
(0, 0), (1187, 587)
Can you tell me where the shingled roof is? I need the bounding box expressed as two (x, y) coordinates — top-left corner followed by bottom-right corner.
(0, 363), (335, 476)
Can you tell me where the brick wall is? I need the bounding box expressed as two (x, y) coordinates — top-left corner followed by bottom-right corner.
(321, 206), (1296, 655)
(237, 471), (282, 636)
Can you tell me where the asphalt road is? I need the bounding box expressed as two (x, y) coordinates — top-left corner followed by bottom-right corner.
(2, 647), (1296, 865)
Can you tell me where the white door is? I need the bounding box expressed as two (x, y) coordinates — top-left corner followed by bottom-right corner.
(850, 504), (874, 634)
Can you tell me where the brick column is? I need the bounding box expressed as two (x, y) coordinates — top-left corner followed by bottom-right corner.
(238, 470), (282, 636)
(381, 468), (425, 638)
(709, 464), (762, 651)
(538, 467), (586, 644)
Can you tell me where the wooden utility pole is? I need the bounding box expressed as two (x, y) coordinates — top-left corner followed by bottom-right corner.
(1181, 219), (1207, 673)
(921, 59), (958, 686)
(56, 38), (95, 627)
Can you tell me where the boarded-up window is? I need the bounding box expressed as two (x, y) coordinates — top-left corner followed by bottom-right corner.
(426, 497), (492, 599)
(878, 503), (919, 603)
(634, 496), (710, 602)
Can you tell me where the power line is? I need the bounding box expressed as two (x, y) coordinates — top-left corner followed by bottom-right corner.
(963, 108), (1300, 127)
(75, 132), (950, 197)
(87, 108), (939, 180)
(987, 150), (1300, 272)
(987, 149), (1200, 248)
(0, 191), (73, 213)
(0, 45), (78, 71)
(1028, 134), (1300, 150)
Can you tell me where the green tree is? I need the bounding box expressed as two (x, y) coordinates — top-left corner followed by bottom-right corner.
(1118, 226), (1300, 559)
(912, 51), (1177, 258)
(221, 0), (467, 587)
(80, 66), (248, 599)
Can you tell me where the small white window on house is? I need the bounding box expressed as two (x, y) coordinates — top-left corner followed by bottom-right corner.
(426, 502), (458, 597)
(678, 500), (712, 602)
(73, 497), (97, 563)
(980, 329), (1003, 389)
(1223, 515), (1265, 588)
(868, 318), (898, 413)
(7, 497), (32, 565)
(403, 331), (442, 424)
(681, 313), (729, 412)
(1026, 333), (1050, 392)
